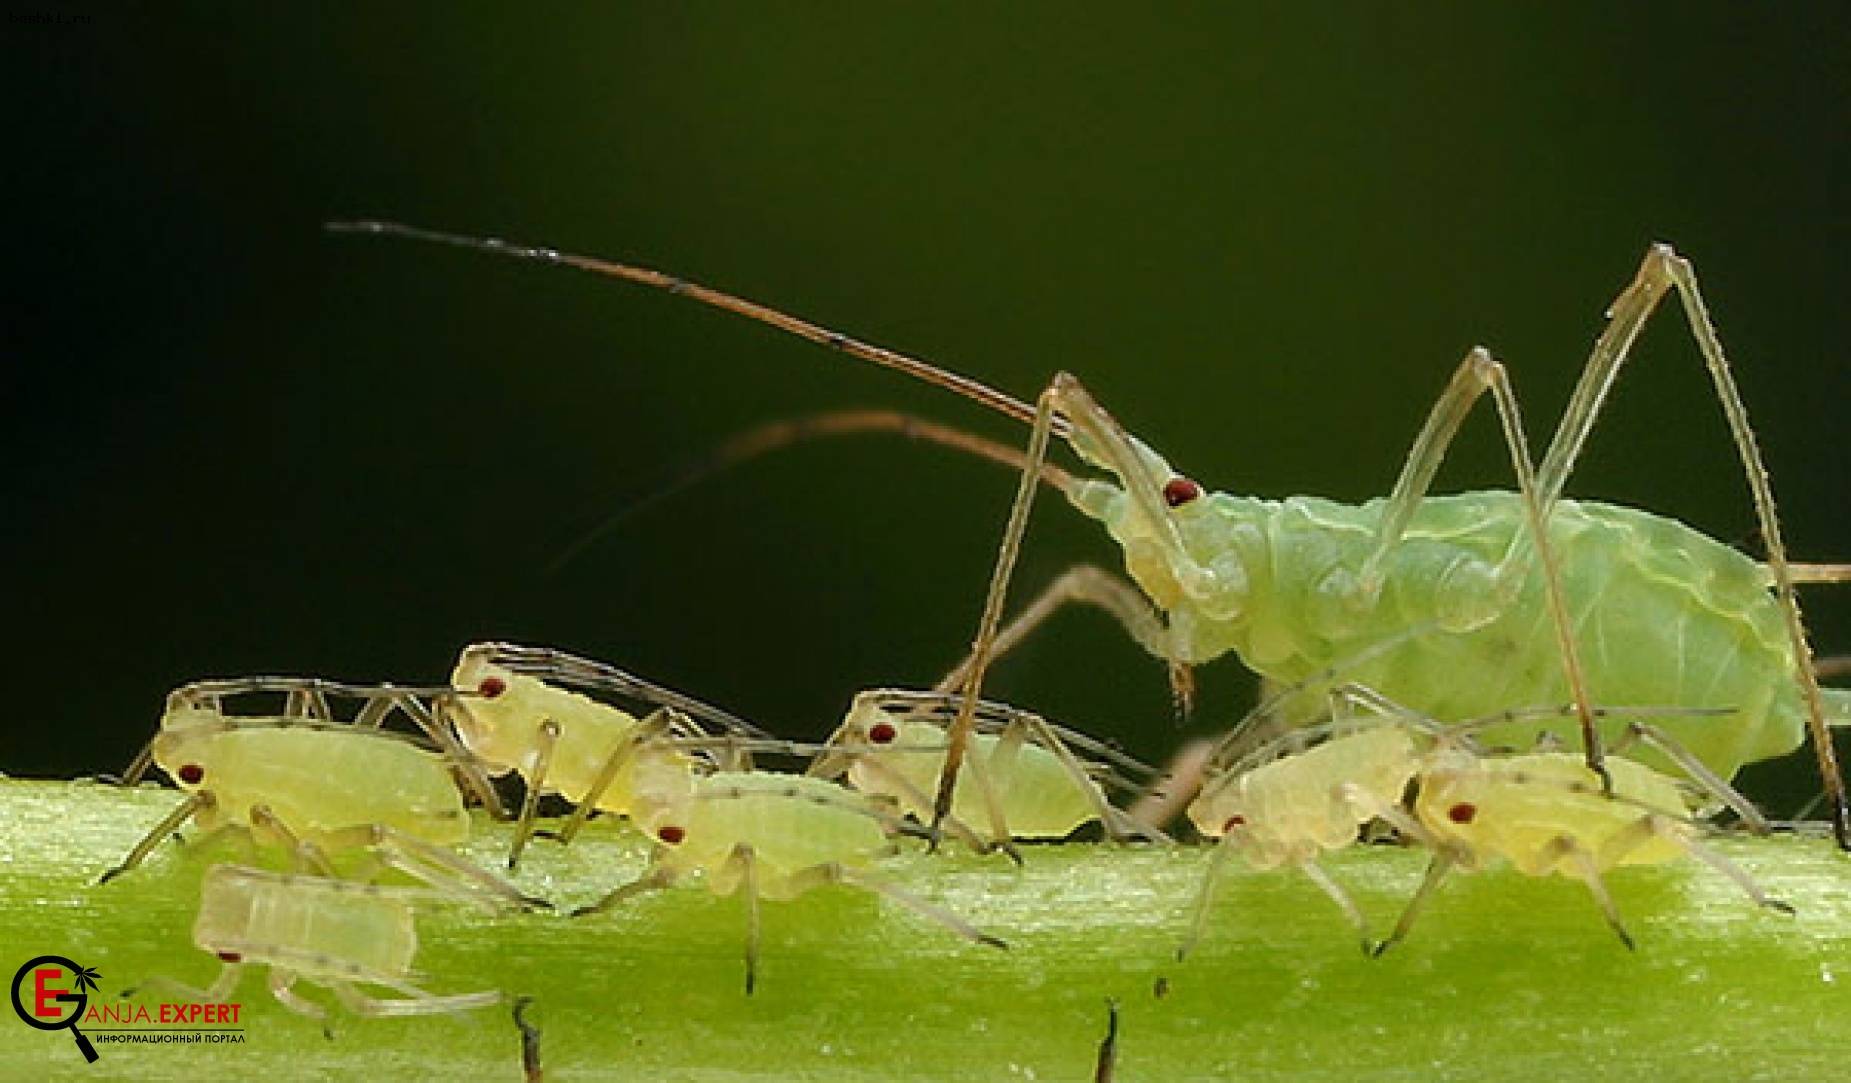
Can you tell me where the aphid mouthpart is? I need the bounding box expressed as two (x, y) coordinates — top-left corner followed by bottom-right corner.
(656, 824), (686, 845)
(1447, 802), (1478, 824)
(479, 677), (508, 699)
(1162, 476), (1202, 508)
(178, 764), (205, 785)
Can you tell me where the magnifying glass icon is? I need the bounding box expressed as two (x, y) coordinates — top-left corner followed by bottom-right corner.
(11, 956), (101, 1063)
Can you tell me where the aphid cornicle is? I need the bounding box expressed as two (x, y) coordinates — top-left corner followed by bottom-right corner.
(327, 221), (1851, 847)
(446, 641), (772, 868)
(103, 679), (536, 909)
(814, 688), (1166, 851)
(571, 770), (1006, 994)
(124, 864), (501, 1032)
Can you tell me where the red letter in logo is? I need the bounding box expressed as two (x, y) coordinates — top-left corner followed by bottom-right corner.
(33, 968), (68, 1018)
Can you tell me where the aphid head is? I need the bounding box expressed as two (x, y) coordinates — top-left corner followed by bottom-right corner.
(150, 729), (214, 792)
(1184, 772), (1251, 841)
(446, 650), (526, 770)
(1066, 436), (1253, 647)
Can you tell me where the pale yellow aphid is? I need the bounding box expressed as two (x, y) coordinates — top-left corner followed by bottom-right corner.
(125, 864), (500, 1032)
(448, 641), (772, 868)
(572, 770), (1006, 993)
(1379, 749), (1793, 953)
(1179, 668), (1752, 956)
(1181, 719), (1429, 958)
(103, 682), (535, 909)
(816, 689), (1164, 852)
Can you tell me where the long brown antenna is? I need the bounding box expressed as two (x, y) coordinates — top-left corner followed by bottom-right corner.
(326, 220), (1067, 437)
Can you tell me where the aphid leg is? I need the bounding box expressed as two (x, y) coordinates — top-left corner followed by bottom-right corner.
(1783, 564), (1851, 586)
(1534, 246), (1847, 848)
(1537, 834), (1635, 950)
(1609, 721), (1770, 833)
(117, 737), (157, 787)
(1178, 832), (1244, 961)
(1600, 813), (1795, 916)
(123, 961), (244, 1004)
(513, 996), (543, 1083)
(267, 968), (335, 1037)
(1333, 781), (1434, 849)
(812, 736), (994, 854)
(1094, 997), (1120, 1083)
(328, 979), (500, 1018)
(247, 804), (339, 876)
(1354, 347), (1605, 791)
(99, 791), (213, 884)
(330, 824), (547, 910)
(552, 710), (678, 848)
(932, 564), (1175, 702)
(933, 386), (1057, 860)
(783, 861), (1007, 950)
(407, 693), (508, 820)
(570, 866), (677, 918)
(1019, 712), (1169, 844)
(1373, 851), (1457, 957)
(1296, 860), (1375, 956)
(508, 719), (562, 870)
(728, 844), (763, 994)
(1126, 738), (1214, 833)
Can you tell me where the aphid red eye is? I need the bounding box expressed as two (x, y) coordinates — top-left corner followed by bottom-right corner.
(216, 951), (242, 963)
(478, 677), (507, 699)
(1162, 476), (1202, 508)
(178, 763), (205, 785)
(868, 722), (897, 744)
(656, 824), (686, 845)
(1221, 814), (1247, 833)
(1447, 802), (1478, 824)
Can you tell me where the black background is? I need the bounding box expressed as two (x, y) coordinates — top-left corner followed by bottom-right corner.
(7, 7), (1848, 811)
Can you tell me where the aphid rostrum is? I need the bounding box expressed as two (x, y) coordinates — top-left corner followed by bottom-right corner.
(328, 223), (1851, 848)
(571, 769), (1006, 993)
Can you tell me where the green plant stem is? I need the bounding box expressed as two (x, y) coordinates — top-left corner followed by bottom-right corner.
(3, 779), (1849, 1081)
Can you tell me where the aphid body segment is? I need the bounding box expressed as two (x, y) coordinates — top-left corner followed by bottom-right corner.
(822, 690), (1161, 848)
(576, 769), (1005, 992)
(132, 864), (498, 1029)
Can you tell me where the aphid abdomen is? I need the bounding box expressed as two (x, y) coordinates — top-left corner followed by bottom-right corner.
(986, 741), (1099, 838)
(663, 773), (889, 887)
(179, 728), (469, 845)
(1217, 492), (1798, 778)
(195, 868), (418, 979)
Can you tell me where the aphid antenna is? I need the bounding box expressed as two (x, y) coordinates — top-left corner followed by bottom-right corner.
(326, 220), (1065, 438)
(549, 408), (1082, 575)
(467, 642), (774, 739)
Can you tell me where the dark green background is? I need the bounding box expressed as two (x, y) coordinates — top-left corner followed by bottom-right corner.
(7, 7), (1847, 811)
